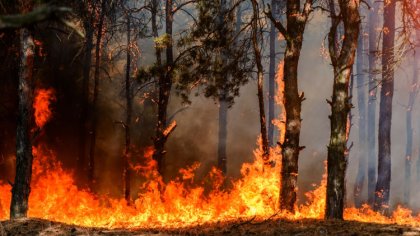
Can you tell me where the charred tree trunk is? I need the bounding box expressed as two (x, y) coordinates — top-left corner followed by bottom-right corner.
(153, 0), (173, 176)
(268, 0), (277, 147)
(123, 14), (132, 203)
(77, 18), (94, 178)
(88, 0), (106, 186)
(265, 0), (312, 213)
(326, 0), (360, 220)
(10, 27), (35, 219)
(374, 0), (395, 214)
(367, 0), (380, 206)
(354, 21), (367, 207)
(251, 0), (269, 162)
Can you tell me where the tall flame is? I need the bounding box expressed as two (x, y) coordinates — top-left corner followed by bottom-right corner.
(33, 88), (56, 129)
(1, 67), (420, 229)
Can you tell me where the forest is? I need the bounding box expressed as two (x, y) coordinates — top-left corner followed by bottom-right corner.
(0, 0), (420, 235)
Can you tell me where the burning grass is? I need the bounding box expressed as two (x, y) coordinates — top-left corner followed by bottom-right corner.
(1, 142), (420, 230)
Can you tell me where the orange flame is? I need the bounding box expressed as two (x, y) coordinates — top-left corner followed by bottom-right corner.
(1, 65), (420, 229)
(33, 88), (56, 129)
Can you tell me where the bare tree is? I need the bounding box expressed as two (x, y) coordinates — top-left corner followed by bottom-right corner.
(325, 0), (360, 219)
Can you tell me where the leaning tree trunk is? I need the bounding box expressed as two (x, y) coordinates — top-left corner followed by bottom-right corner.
(10, 27), (35, 219)
(374, 0), (395, 214)
(153, 0), (174, 176)
(251, 0), (269, 162)
(123, 14), (132, 203)
(77, 18), (94, 179)
(326, 0), (360, 220)
(88, 0), (106, 186)
(354, 20), (367, 207)
(367, 0), (380, 206)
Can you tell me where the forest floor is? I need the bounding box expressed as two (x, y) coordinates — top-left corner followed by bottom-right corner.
(1, 218), (420, 235)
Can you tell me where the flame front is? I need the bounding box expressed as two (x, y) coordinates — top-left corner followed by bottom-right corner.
(1, 68), (420, 229)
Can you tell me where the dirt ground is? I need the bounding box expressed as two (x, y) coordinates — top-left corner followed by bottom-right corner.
(1, 218), (420, 235)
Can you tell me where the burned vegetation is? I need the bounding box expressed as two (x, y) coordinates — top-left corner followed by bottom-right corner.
(1, 0), (420, 235)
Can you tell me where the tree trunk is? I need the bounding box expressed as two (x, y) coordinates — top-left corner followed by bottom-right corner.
(153, 0), (173, 177)
(326, 0), (360, 219)
(268, 0), (277, 147)
(217, 93), (228, 175)
(77, 18), (94, 179)
(403, 31), (419, 207)
(10, 27), (35, 219)
(354, 21), (367, 207)
(264, 0), (311, 213)
(88, 0), (106, 186)
(123, 13), (132, 203)
(251, 0), (269, 162)
(367, 0), (380, 206)
(374, 0), (395, 214)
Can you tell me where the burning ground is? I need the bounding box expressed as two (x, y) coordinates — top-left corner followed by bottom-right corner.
(2, 218), (420, 235)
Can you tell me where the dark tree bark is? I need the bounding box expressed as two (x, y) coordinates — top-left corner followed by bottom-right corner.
(374, 0), (395, 214)
(325, 0), (360, 220)
(77, 16), (94, 179)
(153, 0), (174, 176)
(268, 0), (278, 147)
(123, 13), (132, 203)
(88, 0), (106, 186)
(10, 26), (35, 219)
(354, 20), (367, 207)
(265, 0), (312, 213)
(251, 0), (269, 162)
(367, 0), (380, 206)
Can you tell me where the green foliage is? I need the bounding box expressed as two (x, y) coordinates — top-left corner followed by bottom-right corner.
(175, 0), (252, 106)
(154, 33), (171, 49)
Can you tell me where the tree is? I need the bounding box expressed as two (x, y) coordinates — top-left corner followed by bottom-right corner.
(251, 0), (269, 163)
(123, 8), (133, 203)
(367, 0), (380, 206)
(353, 10), (367, 207)
(152, 0), (176, 177)
(77, 0), (95, 181)
(10, 23), (35, 219)
(176, 0), (252, 175)
(88, 0), (107, 186)
(325, 0), (360, 219)
(265, 0), (313, 212)
(374, 0), (395, 214)
(403, 48), (418, 206)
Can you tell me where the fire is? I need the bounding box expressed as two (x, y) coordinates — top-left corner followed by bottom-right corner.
(1, 67), (420, 230)
(33, 88), (56, 129)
